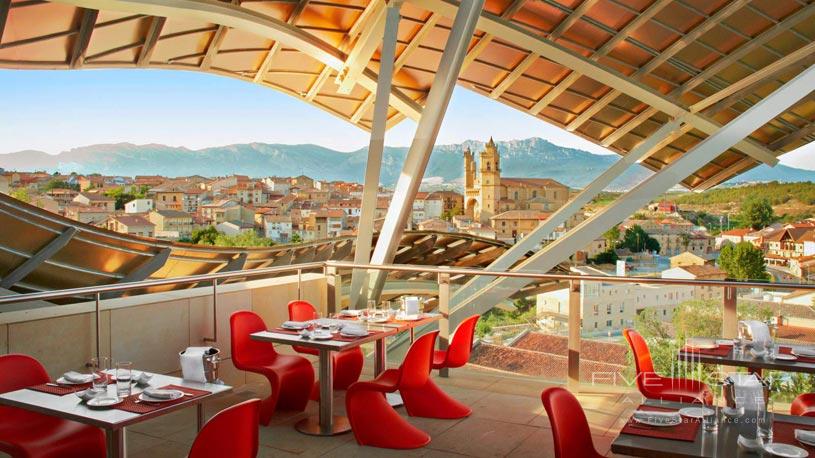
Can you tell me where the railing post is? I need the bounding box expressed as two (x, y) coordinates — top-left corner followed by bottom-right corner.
(325, 265), (340, 315)
(568, 279), (581, 390)
(722, 286), (737, 339)
(203, 279), (218, 343)
(95, 292), (101, 361)
(438, 266), (450, 378)
(297, 268), (302, 301)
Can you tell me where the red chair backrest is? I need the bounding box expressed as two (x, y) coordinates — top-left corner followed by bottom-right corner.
(445, 315), (480, 368)
(0, 354), (49, 393)
(288, 300), (318, 321)
(398, 331), (438, 390)
(230, 311), (277, 369)
(623, 328), (655, 374)
(188, 399), (261, 458)
(541, 387), (599, 458)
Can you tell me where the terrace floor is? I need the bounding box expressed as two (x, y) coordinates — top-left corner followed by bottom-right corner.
(124, 364), (645, 458)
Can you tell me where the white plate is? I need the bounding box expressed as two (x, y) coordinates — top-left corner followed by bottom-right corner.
(339, 310), (363, 317)
(138, 390), (184, 403)
(340, 332), (369, 338)
(86, 396), (123, 408)
(793, 349), (815, 358)
(282, 323), (309, 330)
(678, 407), (714, 419)
(368, 317), (389, 323)
(396, 314), (421, 321)
(776, 353), (798, 361)
(632, 414), (682, 427)
(685, 338), (717, 350)
(57, 374), (99, 385)
(310, 332), (333, 340)
(764, 443), (808, 458)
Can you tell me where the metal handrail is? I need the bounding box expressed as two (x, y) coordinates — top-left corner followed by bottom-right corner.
(0, 259), (809, 308)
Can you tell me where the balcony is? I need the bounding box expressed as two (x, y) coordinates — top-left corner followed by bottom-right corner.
(1, 260), (813, 457)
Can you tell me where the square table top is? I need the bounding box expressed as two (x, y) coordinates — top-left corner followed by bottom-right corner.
(677, 343), (815, 374)
(611, 399), (815, 458)
(0, 371), (232, 430)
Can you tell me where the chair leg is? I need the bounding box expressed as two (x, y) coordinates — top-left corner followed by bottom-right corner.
(259, 374), (281, 426)
(346, 388), (430, 449)
(400, 377), (472, 419)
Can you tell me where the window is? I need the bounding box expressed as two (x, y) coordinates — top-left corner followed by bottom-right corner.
(532, 190), (537, 198)
(663, 309), (667, 316)
(514, 191), (519, 200)
(592, 305), (599, 316)
(619, 304), (624, 313)
(606, 305), (611, 315)
(606, 320), (612, 327)
(594, 322), (598, 329)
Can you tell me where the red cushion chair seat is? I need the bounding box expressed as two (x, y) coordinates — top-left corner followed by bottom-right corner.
(792, 393), (815, 417)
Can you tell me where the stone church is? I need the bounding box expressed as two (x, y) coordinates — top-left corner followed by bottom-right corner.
(464, 138), (570, 224)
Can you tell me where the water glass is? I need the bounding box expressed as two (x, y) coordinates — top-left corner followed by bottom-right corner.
(89, 356), (109, 393)
(366, 299), (377, 317)
(116, 361), (133, 399)
(765, 339), (777, 360)
(702, 405), (719, 433)
(758, 398), (774, 443)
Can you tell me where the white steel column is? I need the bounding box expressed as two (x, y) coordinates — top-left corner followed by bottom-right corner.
(449, 117), (686, 309)
(349, 1), (401, 308)
(366, 0), (484, 300)
(448, 63), (815, 329)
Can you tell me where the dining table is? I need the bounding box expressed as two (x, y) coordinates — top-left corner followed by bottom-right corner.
(677, 341), (815, 374)
(0, 370), (232, 458)
(611, 399), (815, 457)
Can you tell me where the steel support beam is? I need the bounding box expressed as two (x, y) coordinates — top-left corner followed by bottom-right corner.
(349, 2), (401, 308)
(253, 0), (308, 83)
(490, 52), (538, 99)
(0, 227), (77, 289)
(201, 25), (228, 70)
(409, 0), (779, 166)
(53, 0), (422, 121)
(137, 16), (165, 66)
(448, 62), (815, 329)
(367, 0), (484, 301)
(336, 0), (386, 94)
(450, 117), (685, 308)
(460, 0), (525, 73)
(101, 248), (171, 299)
(70, 8), (98, 68)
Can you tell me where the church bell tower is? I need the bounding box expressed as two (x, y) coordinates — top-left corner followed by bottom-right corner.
(478, 137), (501, 223)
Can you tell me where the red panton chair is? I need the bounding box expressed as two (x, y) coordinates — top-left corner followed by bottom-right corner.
(623, 328), (713, 405)
(0, 354), (106, 458)
(188, 398), (261, 458)
(346, 331), (439, 449)
(400, 314), (480, 419)
(230, 311), (314, 425)
(791, 393), (815, 417)
(541, 387), (604, 458)
(288, 300), (363, 395)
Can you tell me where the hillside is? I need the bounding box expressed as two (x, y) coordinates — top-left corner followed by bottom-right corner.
(1, 138), (814, 191)
(668, 182), (815, 223)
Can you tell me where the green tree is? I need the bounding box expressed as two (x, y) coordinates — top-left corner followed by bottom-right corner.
(10, 188), (30, 203)
(290, 233), (302, 244)
(590, 249), (619, 265)
(740, 195), (775, 230)
(213, 231), (275, 247)
(719, 241), (768, 281)
(621, 225), (661, 253)
(191, 226), (220, 245)
(43, 179), (79, 192)
(602, 225), (620, 250)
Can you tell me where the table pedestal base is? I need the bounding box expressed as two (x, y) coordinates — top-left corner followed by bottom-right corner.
(295, 415), (351, 436)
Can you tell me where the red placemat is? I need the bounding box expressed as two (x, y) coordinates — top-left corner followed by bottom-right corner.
(681, 344), (733, 357)
(773, 421), (815, 454)
(114, 385), (210, 414)
(780, 346), (815, 363)
(27, 373), (115, 396)
(620, 405), (701, 442)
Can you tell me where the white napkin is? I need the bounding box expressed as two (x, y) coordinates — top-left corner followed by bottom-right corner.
(339, 309), (363, 316)
(64, 371), (94, 383)
(180, 346), (210, 383)
(632, 410), (680, 423)
(795, 347), (815, 357)
(76, 388), (97, 402)
(143, 388), (177, 399)
(133, 372), (153, 386)
(740, 320), (770, 344)
(729, 373), (765, 412)
(404, 297), (420, 315)
(341, 326), (368, 336)
(795, 429), (815, 445)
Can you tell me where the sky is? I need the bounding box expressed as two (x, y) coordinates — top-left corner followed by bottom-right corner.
(1, 69), (813, 169)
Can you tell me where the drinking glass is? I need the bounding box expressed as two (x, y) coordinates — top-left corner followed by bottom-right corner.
(115, 361), (133, 399)
(758, 398), (774, 443)
(765, 338), (777, 361)
(366, 299), (376, 318)
(89, 356), (109, 393)
(703, 382), (720, 433)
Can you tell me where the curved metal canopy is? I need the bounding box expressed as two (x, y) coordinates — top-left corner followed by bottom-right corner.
(0, 0), (813, 190)
(0, 192), (527, 299)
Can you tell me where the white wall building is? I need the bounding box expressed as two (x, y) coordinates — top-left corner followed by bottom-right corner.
(264, 215), (293, 242)
(124, 198), (154, 214)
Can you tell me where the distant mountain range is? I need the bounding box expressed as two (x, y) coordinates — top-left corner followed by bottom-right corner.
(1, 138), (813, 191)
